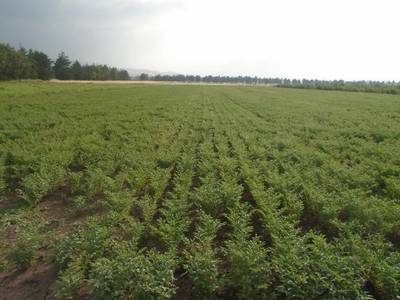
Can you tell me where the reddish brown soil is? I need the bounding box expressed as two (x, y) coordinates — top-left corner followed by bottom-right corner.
(0, 188), (97, 300)
(0, 263), (58, 300)
(0, 193), (25, 211)
(173, 275), (194, 300)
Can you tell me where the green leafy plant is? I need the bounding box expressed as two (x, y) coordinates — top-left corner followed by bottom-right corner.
(223, 203), (270, 299)
(89, 246), (177, 300)
(7, 230), (41, 270)
(55, 258), (85, 300)
(184, 213), (223, 297)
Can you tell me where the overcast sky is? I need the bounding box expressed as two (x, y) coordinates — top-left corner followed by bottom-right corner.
(1, 0), (399, 80)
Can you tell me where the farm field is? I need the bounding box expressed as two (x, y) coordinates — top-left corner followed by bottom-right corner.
(0, 81), (400, 299)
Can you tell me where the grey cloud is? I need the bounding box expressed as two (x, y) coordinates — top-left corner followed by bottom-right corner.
(0, 0), (181, 67)
(0, 0), (181, 21)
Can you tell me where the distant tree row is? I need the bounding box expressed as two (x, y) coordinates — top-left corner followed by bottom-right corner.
(142, 73), (400, 94)
(3, 42), (398, 93)
(0, 43), (130, 81)
(141, 73), (283, 85)
(279, 79), (400, 95)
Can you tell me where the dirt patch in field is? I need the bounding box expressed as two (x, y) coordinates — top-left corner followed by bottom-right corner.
(173, 275), (194, 300)
(0, 263), (58, 300)
(0, 188), (102, 300)
(38, 190), (74, 232)
(38, 187), (104, 234)
(0, 193), (26, 212)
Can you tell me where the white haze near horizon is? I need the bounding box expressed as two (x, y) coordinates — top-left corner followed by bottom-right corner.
(1, 0), (399, 81)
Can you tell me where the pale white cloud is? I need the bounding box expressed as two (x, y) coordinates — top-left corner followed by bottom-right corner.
(1, 0), (399, 80)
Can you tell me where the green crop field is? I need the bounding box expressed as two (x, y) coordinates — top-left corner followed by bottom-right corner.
(0, 82), (400, 299)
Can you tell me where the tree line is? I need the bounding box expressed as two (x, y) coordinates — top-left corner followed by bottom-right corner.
(0, 43), (130, 81)
(139, 73), (400, 95)
(279, 79), (400, 95)
(145, 73), (400, 94)
(2, 41), (399, 94)
(139, 73), (283, 85)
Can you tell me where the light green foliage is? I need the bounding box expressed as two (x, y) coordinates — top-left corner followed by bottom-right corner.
(137, 194), (158, 223)
(224, 203), (270, 299)
(72, 195), (87, 209)
(54, 219), (116, 269)
(6, 230), (41, 270)
(1, 82), (400, 299)
(184, 213), (223, 297)
(192, 177), (223, 215)
(103, 191), (133, 214)
(270, 233), (371, 299)
(157, 192), (192, 251)
(55, 258), (85, 300)
(0, 166), (5, 193)
(90, 248), (176, 300)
